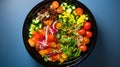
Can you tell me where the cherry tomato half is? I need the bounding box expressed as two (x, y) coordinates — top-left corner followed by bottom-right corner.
(78, 29), (86, 35)
(79, 45), (87, 52)
(75, 7), (83, 16)
(82, 37), (90, 44)
(32, 31), (45, 41)
(85, 31), (92, 38)
(32, 32), (41, 39)
(52, 54), (59, 61)
(83, 22), (91, 30)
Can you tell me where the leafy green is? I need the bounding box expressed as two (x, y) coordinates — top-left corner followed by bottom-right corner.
(73, 48), (81, 58)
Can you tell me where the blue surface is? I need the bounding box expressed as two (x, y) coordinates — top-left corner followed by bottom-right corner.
(0, 0), (120, 67)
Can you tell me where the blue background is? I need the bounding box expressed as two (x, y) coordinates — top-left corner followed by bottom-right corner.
(0, 0), (120, 67)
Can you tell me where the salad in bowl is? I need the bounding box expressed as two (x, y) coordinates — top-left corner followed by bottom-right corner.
(23, 0), (97, 66)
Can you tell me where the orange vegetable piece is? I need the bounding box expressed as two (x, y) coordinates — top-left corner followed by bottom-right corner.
(82, 37), (90, 44)
(59, 58), (64, 63)
(32, 38), (39, 44)
(75, 7), (83, 16)
(57, 6), (63, 13)
(46, 48), (52, 54)
(43, 20), (53, 26)
(55, 22), (62, 30)
(28, 38), (35, 47)
(48, 20), (53, 25)
(35, 43), (40, 51)
(60, 53), (67, 59)
(52, 1), (59, 9)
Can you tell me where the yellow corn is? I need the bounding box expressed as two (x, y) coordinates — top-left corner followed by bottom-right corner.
(61, 53), (68, 59)
(59, 58), (64, 63)
(38, 50), (46, 57)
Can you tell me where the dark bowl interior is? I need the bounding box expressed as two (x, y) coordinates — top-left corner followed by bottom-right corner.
(22, 0), (97, 67)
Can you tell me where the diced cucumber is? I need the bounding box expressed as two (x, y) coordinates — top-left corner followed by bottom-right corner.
(29, 24), (35, 31)
(66, 8), (72, 13)
(32, 19), (39, 24)
(63, 18), (67, 23)
(71, 6), (76, 9)
(30, 24), (35, 28)
(62, 6), (66, 10)
(85, 14), (89, 20)
(29, 30), (34, 34)
(61, 3), (67, 6)
(34, 26), (39, 31)
(86, 17), (89, 20)
(29, 28), (32, 31)
(28, 34), (32, 38)
(66, 5), (71, 9)
(32, 19), (35, 23)
(58, 15), (62, 18)
(38, 23), (42, 28)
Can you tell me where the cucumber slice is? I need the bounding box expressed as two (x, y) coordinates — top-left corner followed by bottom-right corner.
(72, 6), (76, 9)
(28, 34), (32, 38)
(58, 15), (62, 18)
(38, 23), (42, 28)
(61, 3), (67, 6)
(32, 19), (39, 24)
(29, 30), (34, 34)
(34, 26), (39, 31)
(62, 6), (66, 10)
(29, 24), (35, 31)
(66, 8), (72, 13)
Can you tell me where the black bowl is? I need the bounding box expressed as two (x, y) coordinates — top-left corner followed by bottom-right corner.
(23, 0), (97, 67)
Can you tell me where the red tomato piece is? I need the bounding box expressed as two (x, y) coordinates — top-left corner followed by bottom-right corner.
(83, 22), (91, 30)
(52, 54), (59, 61)
(82, 37), (90, 44)
(32, 31), (44, 41)
(78, 29), (86, 35)
(85, 31), (92, 38)
(57, 6), (63, 13)
(46, 48), (52, 54)
(47, 34), (58, 43)
(53, 37), (58, 43)
(48, 34), (56, 42)
(39, 29), (46, 36)
(79, 45), (87, 52)
(32, 32), (41, 39)
(75, 7), (83, 16)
